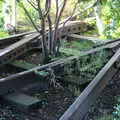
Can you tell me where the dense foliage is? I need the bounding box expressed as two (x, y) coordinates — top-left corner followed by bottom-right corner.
(103, 0), (120, 39)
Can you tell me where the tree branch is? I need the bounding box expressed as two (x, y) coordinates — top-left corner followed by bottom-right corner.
(43, 0), (51, 18)
(17, 1), (40, 33)
(27, 0), (38, 10)
(62, 0), (78, 30)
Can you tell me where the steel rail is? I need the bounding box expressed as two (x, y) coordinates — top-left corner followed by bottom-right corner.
(60, 47), (120, 120)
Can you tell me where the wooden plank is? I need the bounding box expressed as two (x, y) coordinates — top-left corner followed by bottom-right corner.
(3, 93), (42, 112)
(9, 60), (37, 70)
(0, 72), (41, 95)
(0, 32), (40, 67)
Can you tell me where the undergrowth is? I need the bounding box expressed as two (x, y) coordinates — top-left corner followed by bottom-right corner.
(112, 96), (120, 120)
(97, 96), (120, 120)
(63, 50), (109, 80)
(0, 30), (9, 38)
(59, 39), (93, 56)
(59, 50), (109, 95)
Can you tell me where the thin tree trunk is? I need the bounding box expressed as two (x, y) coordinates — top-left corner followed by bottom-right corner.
(52, 0), (67, 53)
(94, 6), (104, 36)
(47, 15), (52, 54)
(12, 0), (17, 29)
(37, 0), (48, 59)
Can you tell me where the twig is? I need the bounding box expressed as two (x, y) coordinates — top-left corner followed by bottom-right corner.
(27, 0), (38, 10)
(17, 1), (40, 33)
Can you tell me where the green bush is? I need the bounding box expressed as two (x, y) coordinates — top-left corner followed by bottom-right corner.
(0, 30), (9, 38)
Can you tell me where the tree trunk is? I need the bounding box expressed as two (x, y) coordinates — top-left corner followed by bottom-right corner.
(94, 6), (104, 36)
(12, 0), (17, 28)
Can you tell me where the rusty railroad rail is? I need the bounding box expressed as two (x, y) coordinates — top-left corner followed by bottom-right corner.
(0, 40), (119, 119)
(0, 20), (120, 119)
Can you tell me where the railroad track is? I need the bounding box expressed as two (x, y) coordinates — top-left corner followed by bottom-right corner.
(0, 21), (87, 67)
(60, 47), (120, 120)
(0, 20), (120, 68)
(0, 41), (119, 119)
(1, 21), (120, 119)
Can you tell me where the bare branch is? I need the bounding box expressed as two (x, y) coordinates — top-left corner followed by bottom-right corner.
(43, 0), (51, 17)
(62, 0), (78, 29)
(27, 0), (38, 10)
(56, 0), (67, 26)
(55, 0), (59, 22)
(18, 1), (40, 33)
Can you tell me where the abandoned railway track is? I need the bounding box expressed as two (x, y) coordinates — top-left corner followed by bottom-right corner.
(0, 43), (119, 119)
(0, 21), (87, 67)
(1, 21), (120, 119)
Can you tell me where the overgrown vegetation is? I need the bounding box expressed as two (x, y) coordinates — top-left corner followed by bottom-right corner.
(63, 50), (109, 80)
(50, 50), (109, 96)
(97, 115), (114, 120)
(103, 0), (120, 39)
(97, 96), (120, 120)
(32, 49), (109, 95)
(112, 96), (120, 120)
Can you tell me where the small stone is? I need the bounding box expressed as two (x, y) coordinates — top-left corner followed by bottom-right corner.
(64, 97), (68, 102)
(44, 91), (48, 94)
